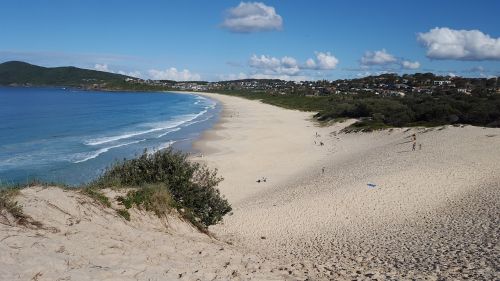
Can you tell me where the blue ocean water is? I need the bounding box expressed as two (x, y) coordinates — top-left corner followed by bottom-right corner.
(0, 87), (220, 186)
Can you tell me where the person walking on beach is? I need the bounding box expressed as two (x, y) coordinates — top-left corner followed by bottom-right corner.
(322, 167), (325, 174)
(412, 141), (416, 151)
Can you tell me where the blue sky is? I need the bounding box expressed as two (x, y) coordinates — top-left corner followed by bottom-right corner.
(1, 0), (499, 81)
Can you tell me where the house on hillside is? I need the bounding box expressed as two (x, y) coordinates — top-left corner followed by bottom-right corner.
(457, 88), (472, 95)
(433, 80), (451, 86)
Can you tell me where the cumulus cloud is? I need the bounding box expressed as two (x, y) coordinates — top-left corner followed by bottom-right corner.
(361, 49), (397, 66)
(94, 63), (111, 72)
(305, 58), (316, 68)
(221, 2), (283, 33)
(359, 49), (420, 70)
(249, 54), (300, 75)
(248, 51), (339, 78)
(148, 68), (201, 81)
(401, 60), (421, 69)
(94, 64), (142, 78)
(305, 52), (339, 70)
(417, 27), (500, 60)
(118, 70), (142, 78)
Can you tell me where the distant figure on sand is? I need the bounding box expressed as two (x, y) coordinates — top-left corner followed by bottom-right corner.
(419, 143), (422, 150)
(412, 142), (416, 151)
(322, 167), (325, 174)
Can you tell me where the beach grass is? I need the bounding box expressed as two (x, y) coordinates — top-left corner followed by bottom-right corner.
(0, 188), (23, 220)
(81, 187), (111, 208)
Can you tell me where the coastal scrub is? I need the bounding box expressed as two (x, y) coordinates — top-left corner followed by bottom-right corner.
(90, 148), (231, 229)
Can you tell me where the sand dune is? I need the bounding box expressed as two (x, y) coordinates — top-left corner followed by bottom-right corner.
(1, 92), (499, 280)
(0, 186), (291, 281)
(195, 93), (500, 280)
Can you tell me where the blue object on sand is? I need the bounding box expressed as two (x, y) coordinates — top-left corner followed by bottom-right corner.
(367, 183), (376, 188)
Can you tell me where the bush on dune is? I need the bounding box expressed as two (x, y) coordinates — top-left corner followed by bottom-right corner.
(0, 188), (42, 227)
(0, 188), (23, 220)
(89, 148), (231, 229)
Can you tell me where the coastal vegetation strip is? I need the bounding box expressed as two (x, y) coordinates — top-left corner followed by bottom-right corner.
(212, 89), (500, 130)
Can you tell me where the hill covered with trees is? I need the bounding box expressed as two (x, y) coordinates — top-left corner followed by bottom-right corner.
(0, 61), (131, 87)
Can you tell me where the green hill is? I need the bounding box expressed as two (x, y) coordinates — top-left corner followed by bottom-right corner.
(0, 61), (130, 87)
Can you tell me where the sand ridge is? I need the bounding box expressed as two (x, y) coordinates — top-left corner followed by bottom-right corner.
(0, 186), (295, 281)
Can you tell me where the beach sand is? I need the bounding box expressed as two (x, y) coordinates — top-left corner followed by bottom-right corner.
(1, 92), (499, 280)
(194, 93), (500, 280)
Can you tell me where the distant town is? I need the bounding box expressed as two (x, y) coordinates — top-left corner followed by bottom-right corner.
(124, 73), (500, 97)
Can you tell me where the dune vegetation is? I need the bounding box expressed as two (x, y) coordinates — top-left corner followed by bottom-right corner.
(86, 148), (231, 230)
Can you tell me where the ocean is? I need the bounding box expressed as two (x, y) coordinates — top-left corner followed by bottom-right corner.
(0, 87), (220, 186)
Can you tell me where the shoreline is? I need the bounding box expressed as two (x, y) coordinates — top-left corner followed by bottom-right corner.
(0, 89), (220, 187)
(176, 91), (337, 202)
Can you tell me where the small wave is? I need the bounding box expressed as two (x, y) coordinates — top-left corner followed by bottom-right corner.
(149, 140), (176, 154)
(157, 127), (181, 138)
(73, 139), (145, 163)
(194, 95), (216, 109)
(85, 109), (210, 146)
(85, 131), (151, 146)
(183, 115), (213, 127)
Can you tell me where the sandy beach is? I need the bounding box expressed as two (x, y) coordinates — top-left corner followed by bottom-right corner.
(1, 92), (499, 280)
(195, 93), (500, 280)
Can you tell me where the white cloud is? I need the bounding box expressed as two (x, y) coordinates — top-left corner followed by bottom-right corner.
(361, 49), (397, 66)
(94, 64), (142, 78)
(248, 51), (339, 77)
(249, 54), (281, 69)
(94, 63), (111, 72)
(417, 27), (500, 60)
(305, 58), (316, 68)
(401, 60), (420, 69)
(221, 2), (283, 33)
(249, 54), (300, 75)
(305, 52), (339, 70)
(359, 49), (420, 70)
(117, 70), (142, 78)
(148, 68), (201, 81)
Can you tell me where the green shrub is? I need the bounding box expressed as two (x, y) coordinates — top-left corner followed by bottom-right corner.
(116, 184), (174, 217)
(81, 187), (111, 207)
(90, 148), (231, 228)
(116, 209), (130, 221)
(0, 188), (23, 219)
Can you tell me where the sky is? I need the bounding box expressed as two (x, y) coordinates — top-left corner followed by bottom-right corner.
(1, 0), (499, 81)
